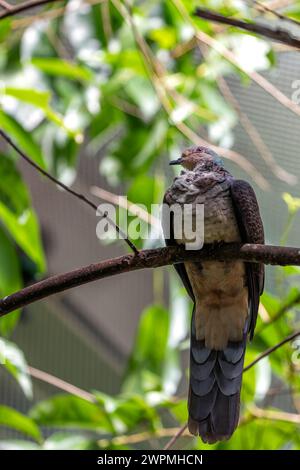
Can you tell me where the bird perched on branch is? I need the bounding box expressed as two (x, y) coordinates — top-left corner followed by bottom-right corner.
(162, 146), (264, 444)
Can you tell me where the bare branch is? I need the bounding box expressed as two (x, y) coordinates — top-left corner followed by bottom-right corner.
(28, 366), (94, 402)
(0, 0), (61, 20)
(0, 0), (13, 10)
(1, 243), (300, 315)
(251, 0), (300, 28)
(0, 129), (139, 254)
(243, 329), (300, 371)
(163, 424), (188, 450)
(194, 7), (300, 49)
(98, 426), (189, 448)
(257, 291), (300, 333)
(249, 404), (300, 423)
(12, 0), (105, 29)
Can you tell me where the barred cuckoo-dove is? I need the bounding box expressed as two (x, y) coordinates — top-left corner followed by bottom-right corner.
(162, 146), (264, 444)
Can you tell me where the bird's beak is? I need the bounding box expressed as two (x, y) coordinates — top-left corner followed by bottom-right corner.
(169, 157), (183, 166)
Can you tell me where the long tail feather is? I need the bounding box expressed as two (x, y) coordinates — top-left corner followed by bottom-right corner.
(188, 310), (247, 444)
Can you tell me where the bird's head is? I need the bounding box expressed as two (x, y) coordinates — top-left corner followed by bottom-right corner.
(169, 146), (223, 171)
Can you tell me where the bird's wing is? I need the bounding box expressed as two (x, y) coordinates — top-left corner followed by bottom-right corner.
(230, 179), (265, 338)
(162, 193), (195, 301)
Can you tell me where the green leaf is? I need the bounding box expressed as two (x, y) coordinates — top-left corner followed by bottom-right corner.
(0, 227), (22, 335)
(282, 192), (300, 215)
(0, 337), (33, 398)
(0, 110), (45, 168)
(4, 88), (51, 109)
(219, 419), (297, 450)
(167, 398), (188, 424)
(127, 174), (163, 210)
(0, 153), (31, 215)
(242, 348), (257, 404)
(0, 19), (11, 43)
(94, 392), (160, 434)
(31, 58), (93, 82)
(148, 26), (177, 49)
(29, 394), (113, 433)
(0, 202), (46, 273)
(281, 265), (300, 277)
(0, 406), (41, 442)
(3, 88), (83, 141)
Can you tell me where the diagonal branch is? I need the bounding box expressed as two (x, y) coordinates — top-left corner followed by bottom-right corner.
(117, 0), (269, 190)
(172, 0), (300, 119)
(251, 0), (300, 28)
(1, 243), (300, 315)
(243, 329), (300, 371)
(257, 291), (300, 333)
(249, 405), (300, 423)
(0, 0), (13, 10)
(163, 424), (188, 450)
(0, 0), (61, 20)
(0, 129), (139, 254)
(28, 366), (94, 402)
(194, 7), (300, 49)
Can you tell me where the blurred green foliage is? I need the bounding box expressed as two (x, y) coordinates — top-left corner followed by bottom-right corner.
(0, 0), (300, 451)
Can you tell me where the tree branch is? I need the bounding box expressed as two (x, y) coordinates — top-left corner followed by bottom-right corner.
(257, 291), (300, 334)
(0, 0), (61, 20)
(28, 366), (94, 402)
(252, 0), (300, 28)
(249, 405), (300, 424)
(243, 329), (300, 371)
(0, 0), (13, 10)
(0, 129), (138, 254)
(163, 424), (188, 450)
(1, 243), (300, 315)
(194, 7), (300, 50)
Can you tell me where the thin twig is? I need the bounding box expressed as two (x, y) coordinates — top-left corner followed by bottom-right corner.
(91, 186), (161, 228)
(163, 424), (188, 450)
(173, 0), (300, 119)
(0, 0), (13, 10)
(117, 0), (269, 189)
(98, 426), (189, 448)
(0, 0), (61, 20)
(12, 0), (105, 29)
(257, 291), (300, 334)
(100, 0), (112, 43)
(249, 404), (300, 423)
(28, 366), (94, 402)
(194, 7), (300, 49)
(251, 0), (300, 28)
(1, 243), (300, 315)
(0, 129), (138, 254)
(244, 329), (300, 371)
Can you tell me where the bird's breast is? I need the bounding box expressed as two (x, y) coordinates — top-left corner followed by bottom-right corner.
(203, 188), (240, 244)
